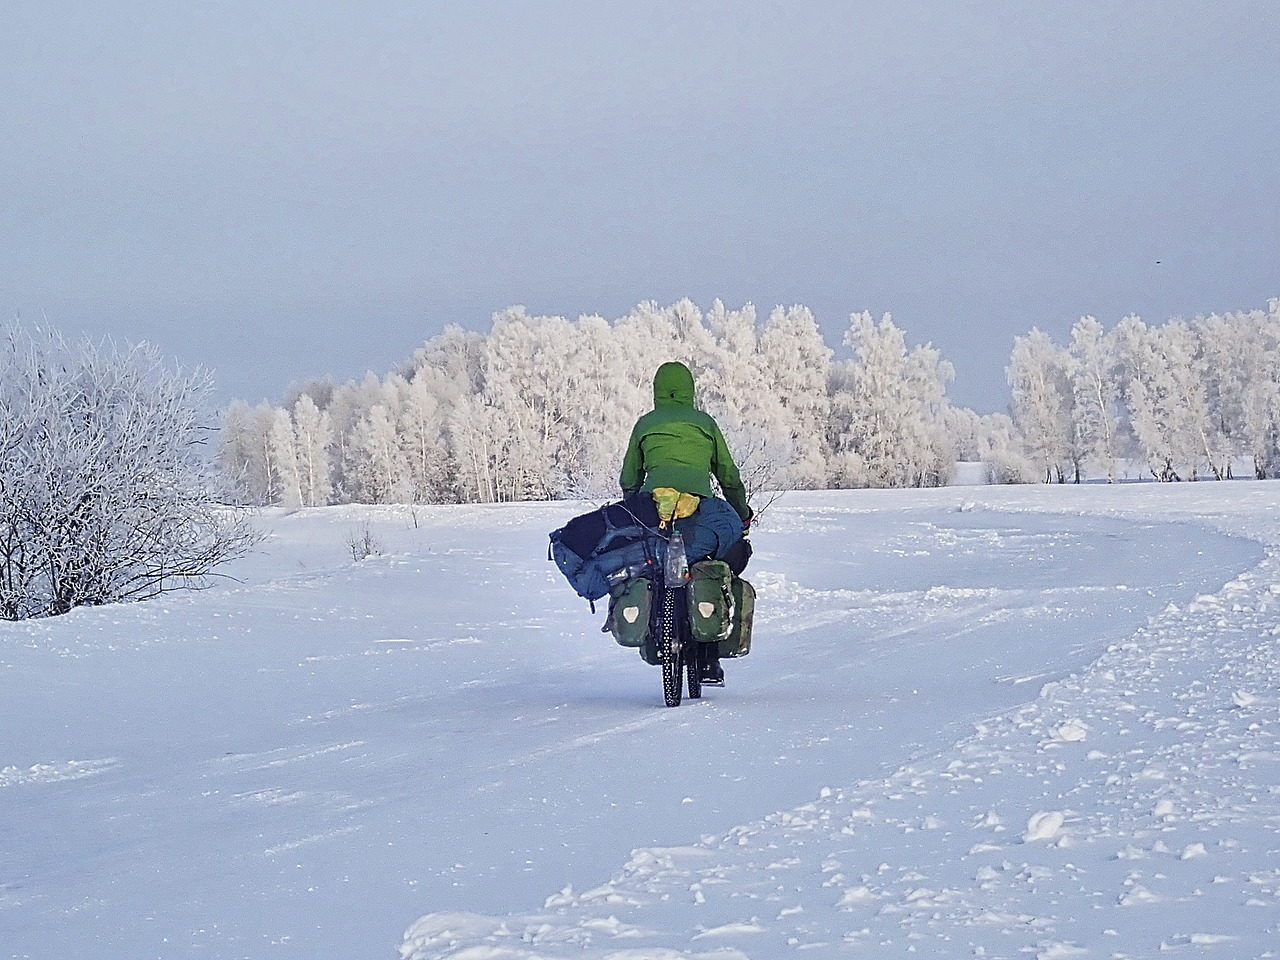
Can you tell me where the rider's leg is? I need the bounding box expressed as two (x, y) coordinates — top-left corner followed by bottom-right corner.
(700, 645), (724, 684)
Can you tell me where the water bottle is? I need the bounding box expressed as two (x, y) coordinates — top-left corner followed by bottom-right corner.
(664, 527), (689, 587)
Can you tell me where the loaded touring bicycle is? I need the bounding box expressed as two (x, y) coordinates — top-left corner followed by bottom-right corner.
(550, 493), (755, 707)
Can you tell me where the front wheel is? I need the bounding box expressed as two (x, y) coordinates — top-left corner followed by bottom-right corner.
(657, 585), (682, 707)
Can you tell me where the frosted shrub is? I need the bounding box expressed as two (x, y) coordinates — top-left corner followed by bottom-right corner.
(344, 524), (382, 561)
(0, 323), (257, 620)
(983, 448), (1038, 484)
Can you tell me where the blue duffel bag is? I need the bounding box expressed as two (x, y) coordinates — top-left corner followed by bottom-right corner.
(549, 495), (743, 605)
(549, 504), (659, 603)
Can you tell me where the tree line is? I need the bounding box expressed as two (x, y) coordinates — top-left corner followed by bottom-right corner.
(218, 297), (1280, 506)
(11, 297), (1273, 620)
(218, 300), (955, 506)
(1004, 300), (1280, 483)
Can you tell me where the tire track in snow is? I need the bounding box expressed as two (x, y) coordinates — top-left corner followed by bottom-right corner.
(401, 496), (1278, 960)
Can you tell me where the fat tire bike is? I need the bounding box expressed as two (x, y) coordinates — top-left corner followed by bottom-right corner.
(652, 576), (716, 707)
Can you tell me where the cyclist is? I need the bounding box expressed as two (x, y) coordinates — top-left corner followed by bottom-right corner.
(620, 361), (752, 682)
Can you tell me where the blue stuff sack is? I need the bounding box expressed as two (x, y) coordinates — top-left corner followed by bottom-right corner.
(550, 530), (656, 602)
(549, 494), (742, 605)
(549, 501), (660, 602)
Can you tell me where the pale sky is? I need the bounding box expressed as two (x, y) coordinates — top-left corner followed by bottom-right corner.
(3, 0), (1277, 411)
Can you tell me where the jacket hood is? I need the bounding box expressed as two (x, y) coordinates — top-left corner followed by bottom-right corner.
(653, 361), (696, 407)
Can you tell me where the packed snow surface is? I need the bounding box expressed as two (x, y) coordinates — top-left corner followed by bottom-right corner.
(3, 484), (1278, 959)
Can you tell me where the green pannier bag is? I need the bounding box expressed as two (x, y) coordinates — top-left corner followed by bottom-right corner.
(719, 576), (755, 659)
(688, 560), (734, 644)
(607, 577), (651, 648)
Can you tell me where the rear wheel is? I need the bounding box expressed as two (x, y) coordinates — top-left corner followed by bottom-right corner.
(686, 641), (702, 699)
(657, 585), (682, 707)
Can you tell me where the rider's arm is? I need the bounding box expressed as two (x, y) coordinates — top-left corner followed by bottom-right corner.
(619, 421), (645, 494)
(710, 423), (751, 523)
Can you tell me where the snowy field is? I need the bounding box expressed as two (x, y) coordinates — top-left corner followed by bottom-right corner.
(2, 484), (1278, 960)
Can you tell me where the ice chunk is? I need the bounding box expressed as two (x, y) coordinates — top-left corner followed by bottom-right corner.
(1051, 720), (1088, 743)
(1023, 811), (1065, 843)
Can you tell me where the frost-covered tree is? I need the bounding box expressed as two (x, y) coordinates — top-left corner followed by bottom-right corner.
(221, 296), (1280, 501)
(320, 382), (361, 502)
(218, 402), (288, 504)
(614, 301), (688, 393)
(945, 407), (984, 462)
(1160, 321), (1219, 479)
(269, 408), (302, 509)
(403, 325), (489, 501)
(397, 373), (448, 502)
(698, 301), (797, 501)
(1236, 303), (1280, 478)
(481, 308), (576, 500)
(456, 308), (577, 503)
(0, 323), (256, 620)
(292, 394), (332, 507)
(758, 305), (833, 488)
(331, 373), (394, 498)
(1114, 315), (1188, 480)
(1112, 316), (1210, 480)
(1194, 311), (1256, 480)
(944, 407), (1035, 483)
(348, 402), (411, 503)
(993, 303), (1280, 483)
(561, 314), (642, 498)
(449, 394), (500, 503)
(252, 402), (288, 503)
(828, 312), (954, 488)
(1068, 316), (1121, 482)
(217, 399), (259, 504)
(283, 377), (336, 412)
(976, 412), (1038, 483)
(409, 324), (486, 390)
(1008, 329), (1075, 482)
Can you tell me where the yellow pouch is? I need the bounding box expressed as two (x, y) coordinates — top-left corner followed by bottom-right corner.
(652, 487), (701, 527)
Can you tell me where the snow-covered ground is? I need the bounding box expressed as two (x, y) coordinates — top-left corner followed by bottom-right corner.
(2, 484), (1278, 960)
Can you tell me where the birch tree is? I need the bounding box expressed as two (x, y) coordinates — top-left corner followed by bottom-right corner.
(292, 394), (332, 507)
(349, 403), (411, 503)
(1068, 316), (1120, 482)
(759, 305), (833, 488)
(563, 314), (641, 498)
(218, 399), (259, 504)
(1161, 321), (1217, 479)
(449, 394), (500, 503)
(828, 312), (954, 488)
(269, 407), (303, 508)
(1008, 329), (1075, 482)
(1237, 304), (1280, 478)
(1114, 315), (1183, 480)
(698, 301), (796, 500)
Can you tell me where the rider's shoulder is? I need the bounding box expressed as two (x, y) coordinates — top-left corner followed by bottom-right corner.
(691, 408), (724, 433)
(641, 406), (716, 429)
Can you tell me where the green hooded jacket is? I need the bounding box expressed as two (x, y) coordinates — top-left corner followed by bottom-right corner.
(619, 361), (751, 522)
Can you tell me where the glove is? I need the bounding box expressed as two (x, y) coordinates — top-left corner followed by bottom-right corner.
(741, 507), (754, 536)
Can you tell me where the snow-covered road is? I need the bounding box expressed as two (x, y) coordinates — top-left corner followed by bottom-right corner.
(2, 484), (1274, 959)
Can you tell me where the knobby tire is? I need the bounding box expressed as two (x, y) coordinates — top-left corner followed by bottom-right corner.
(658, 585), (682, 707)
(686, 640), (702, 699)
